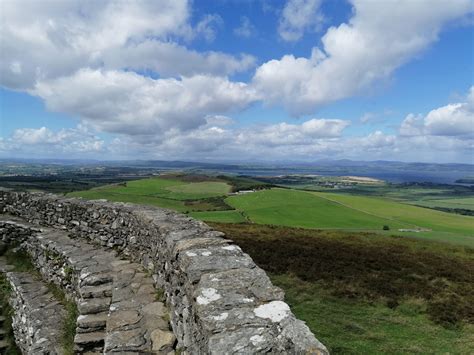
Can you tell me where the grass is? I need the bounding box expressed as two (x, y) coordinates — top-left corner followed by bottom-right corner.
(68, 176), (232, 211)
(189, 210), (246, 223)
(212, 223), (474, 354)
(68, 176), (473, 246)
(273, 274), (474, 354)
(409, 197), (474, 210)
(166, 181), (230, 196)
(225, 188), (409, 230)
(313, 192), (474, 246)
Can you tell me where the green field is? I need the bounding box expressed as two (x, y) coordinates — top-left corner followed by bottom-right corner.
(226, 189), (408, 230)
(189, 210), (246, 223)
(409, 197), (474, 210)
(68, 177), (232, 212)
(221, 188), (473, 246)
(312, 192), (473, 245)
(68, 177), (473, 246)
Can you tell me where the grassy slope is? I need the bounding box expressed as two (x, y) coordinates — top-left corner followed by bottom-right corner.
(313, 192), (473, 244)
(189, 210), (246, 223)
(213, 223), (474, 354)
(409, 197), (474, 210)
(68, 177), (232, 212)
(226, 188), (409, 230)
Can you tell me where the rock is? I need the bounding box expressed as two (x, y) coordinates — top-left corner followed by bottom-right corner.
(78, 298), (111, 314)
(151, 329), (176, 352)
(105, 328), (146, 351)
(77, 313), (108, 330)
(107, 310), (141, 331)
(74, 331), (105, 348)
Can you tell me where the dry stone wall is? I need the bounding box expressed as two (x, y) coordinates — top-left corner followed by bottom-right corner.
(0, 259), (66, 354)
(0, 190), (328, 354)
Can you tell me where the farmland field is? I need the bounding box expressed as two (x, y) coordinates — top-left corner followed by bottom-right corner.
(226, 188), (409, 230)
(189, 210), (246, 223)
(68, 176), (473, 246)
(68, 176), (232, 212)
(408, 197), (474, 210)
(311, 192), (474, 245)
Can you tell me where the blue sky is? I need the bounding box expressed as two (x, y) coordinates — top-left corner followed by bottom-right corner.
(0, 0), (473, 163)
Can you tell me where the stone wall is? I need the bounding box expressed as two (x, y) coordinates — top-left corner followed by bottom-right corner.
(0, 190), (328, 354)
(0, 265), (66, 354)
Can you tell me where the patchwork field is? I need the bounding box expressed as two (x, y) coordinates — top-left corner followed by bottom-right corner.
(69, 177), (473, 247)
(68, 177), (232, 212)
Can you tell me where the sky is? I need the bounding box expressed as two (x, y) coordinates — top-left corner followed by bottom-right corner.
(0, 0), (473, 163)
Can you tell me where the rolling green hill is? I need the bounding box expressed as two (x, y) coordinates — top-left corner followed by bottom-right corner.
(68, 177), (232, 212)
(222, 188), (473, 246)
(226, 188), (408, 230)
(68, 178), (473, 246)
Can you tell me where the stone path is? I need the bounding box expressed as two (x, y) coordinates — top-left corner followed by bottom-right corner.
(0, 258), (66, 354)
(0, 216), (176, 354)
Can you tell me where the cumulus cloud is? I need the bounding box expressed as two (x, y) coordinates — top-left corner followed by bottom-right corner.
(102, 41), (255, 77)
(33, 69), (258, 136)
(0, 0), (254, 90)
(278, 0), (324, 42)
(255, 0), (473, 115)
(400, 87), (474, 137)
(3, 125), (104, 157)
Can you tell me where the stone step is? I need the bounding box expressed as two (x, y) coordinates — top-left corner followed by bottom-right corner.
(0, 329), (6, 340)
(0, 317), (5, 326)
(0, 340), (8, 349)
(1, 217), (175, 353)
(74, 331), (105, 353)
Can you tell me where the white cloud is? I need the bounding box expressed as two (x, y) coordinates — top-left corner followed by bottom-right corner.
(400, 87), (474, 137)
(102, 41), (256, 77)
(278, 0), (324, 42)
(32, 69), (258, 136)
(4, 125), (104, 157)
(255, 0), (473, 115)
(234, 16), (256, 38)
(0, 0), (253, 90)
(194, 14), (223, 42)
(236, 119), (349, 148)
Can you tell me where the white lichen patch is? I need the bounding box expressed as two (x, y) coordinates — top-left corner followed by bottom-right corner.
(186, 251), (197, 257)
(222, 245), (239, 251)
(201, 251), (212, 256)
(242, 298), (254, 303)
(212, 312), (228, 321)
(196, 288), (222, 305)
(250, 334), (265, 345)
(253, 301), (290, 322)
